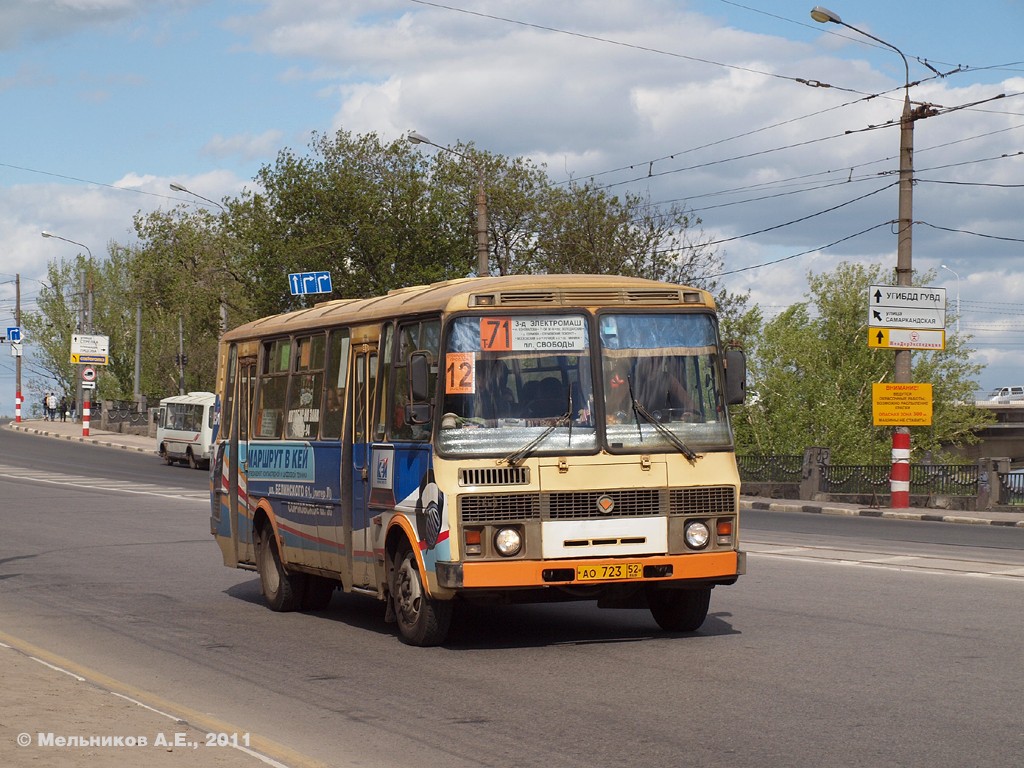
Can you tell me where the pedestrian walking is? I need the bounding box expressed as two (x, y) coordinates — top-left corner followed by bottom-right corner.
(45, 392), (58, 421)
(69, 397), (77, 422)
(59, 395), (68, 422)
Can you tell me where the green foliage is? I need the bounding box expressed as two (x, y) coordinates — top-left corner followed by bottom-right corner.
(732, 261), (991, 462)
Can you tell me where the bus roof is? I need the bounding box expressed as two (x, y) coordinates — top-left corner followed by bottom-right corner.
(159, 391), (216, 406)
(221, 274), (714, 343)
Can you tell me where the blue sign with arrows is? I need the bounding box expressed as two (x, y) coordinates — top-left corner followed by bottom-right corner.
(288, 271), (333, 296)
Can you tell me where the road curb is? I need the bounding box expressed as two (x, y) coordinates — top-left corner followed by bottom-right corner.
(7, 422), (155, 455)
(741, 499), (1024, 528)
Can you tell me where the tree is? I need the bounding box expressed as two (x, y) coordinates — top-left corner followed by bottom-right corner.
(732, 261), (991, 463)
(21, 256), (91, 404)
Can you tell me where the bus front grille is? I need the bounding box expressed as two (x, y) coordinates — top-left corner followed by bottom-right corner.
(547, 489), (662, 519)
(670, 486), (737, 515)
(458, 486), (736, 523)
(460, 493), (541, 522)
(459, 466), (530, 486)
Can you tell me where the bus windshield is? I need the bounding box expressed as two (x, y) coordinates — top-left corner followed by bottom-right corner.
(438, 314), (598, 456)
(599, 312), (732, 453)
(436, 311), (733, 457)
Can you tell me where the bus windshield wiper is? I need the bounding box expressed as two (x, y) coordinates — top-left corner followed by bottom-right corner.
(626, 376), (698, 464)
(502, 390), (573, 467)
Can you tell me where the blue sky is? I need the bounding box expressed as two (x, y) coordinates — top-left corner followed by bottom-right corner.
(2, 0), (1024, 410)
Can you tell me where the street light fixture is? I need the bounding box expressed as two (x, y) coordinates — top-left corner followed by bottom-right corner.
(941, 264), (961, 334)
(811, 6), (922, 509)
(169, 182), (226, 211)
(406, 130), (490, 277)
(41, 230), (93, 260)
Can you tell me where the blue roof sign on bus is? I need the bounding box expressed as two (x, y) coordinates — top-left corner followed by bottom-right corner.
(288, 271), (333, 296)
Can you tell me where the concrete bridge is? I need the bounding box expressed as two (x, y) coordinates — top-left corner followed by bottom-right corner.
(946, 401), (1024, 467)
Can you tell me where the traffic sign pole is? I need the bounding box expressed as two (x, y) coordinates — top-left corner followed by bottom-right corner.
(82, 398), (90, 437)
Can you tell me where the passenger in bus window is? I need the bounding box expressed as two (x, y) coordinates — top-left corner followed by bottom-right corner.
(605, 358), (698, 422)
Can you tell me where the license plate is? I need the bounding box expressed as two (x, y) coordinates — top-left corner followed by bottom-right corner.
(576, 562), (643, 581)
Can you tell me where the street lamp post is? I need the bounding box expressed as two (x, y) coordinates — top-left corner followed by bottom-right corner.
(406, 131), (490, 277)
(941, 264), (961, 334)
(40, 230), (93, 436)
(811, 6), (920, 508)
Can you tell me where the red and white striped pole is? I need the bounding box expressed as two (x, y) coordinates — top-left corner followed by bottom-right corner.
(82, 399), (91, 437)
(15, 391), (21, 423)
(890, 430), (910, 509)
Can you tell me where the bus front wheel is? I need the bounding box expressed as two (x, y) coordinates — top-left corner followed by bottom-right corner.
(257, 527), (304, 612)
(390, 544), (452, 647)
(647, 586), (711, 632)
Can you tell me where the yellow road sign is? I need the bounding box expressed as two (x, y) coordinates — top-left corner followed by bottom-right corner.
(71, 353), (109, 365)
(868, 328), (945, 350)
(872, 383), (933, 426)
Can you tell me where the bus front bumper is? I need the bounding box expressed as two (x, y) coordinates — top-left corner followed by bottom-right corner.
(435, 550), (745, 590)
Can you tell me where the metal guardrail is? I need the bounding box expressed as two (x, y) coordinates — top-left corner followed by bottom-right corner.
(998, 472), (1024, 506)
(736, 454), (802, 483)
(739, 454), (985, 502)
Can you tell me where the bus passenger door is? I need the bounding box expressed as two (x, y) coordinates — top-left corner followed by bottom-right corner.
(232, 358), (257, 563)
(350, 347), (377, 587)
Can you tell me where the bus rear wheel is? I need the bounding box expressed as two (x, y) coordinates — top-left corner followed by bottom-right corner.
(391, 544), (452, 647)
(187, 449), (198, 470)
(647, 586), (711, 632)
(257, 527), (304, 612)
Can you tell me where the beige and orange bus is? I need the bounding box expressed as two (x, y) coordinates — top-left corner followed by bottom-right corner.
(210, 274), (746, 645)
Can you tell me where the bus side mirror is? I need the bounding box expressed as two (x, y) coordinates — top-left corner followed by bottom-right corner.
(725, 349), (746, 405)
(410, 352), (430, 401)
(407, 351), (433, 425)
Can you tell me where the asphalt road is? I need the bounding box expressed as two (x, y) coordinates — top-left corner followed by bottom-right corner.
(1, 427), (1021, 767)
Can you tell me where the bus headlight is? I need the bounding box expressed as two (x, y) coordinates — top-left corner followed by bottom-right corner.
(684, 521), (711, 550)
(494, 527), (523, 557)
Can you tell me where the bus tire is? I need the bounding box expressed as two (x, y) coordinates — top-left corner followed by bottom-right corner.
(391, 543), (452, 647)
(161, 446), (174, 466)
(647, 586), (711, 632)
(257, 527), (304, 612)
(187, 449), (198, 470)
(301, 576), (336, 611)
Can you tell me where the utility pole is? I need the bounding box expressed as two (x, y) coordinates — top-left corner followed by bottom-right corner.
(15, 274), (22, 423)
(178, 316), (186, 396)
(134, 301), (142, 409)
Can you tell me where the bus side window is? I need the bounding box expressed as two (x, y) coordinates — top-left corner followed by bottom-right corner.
(286, 334), (325, 439)
(255, 338), (290, 439)
(321, 329), (350, 440)
(391, 318), (440, 441)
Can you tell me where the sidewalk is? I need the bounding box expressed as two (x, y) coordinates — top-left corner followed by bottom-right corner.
(7, 416), (156, 455)
(740, 495), (1024, 528)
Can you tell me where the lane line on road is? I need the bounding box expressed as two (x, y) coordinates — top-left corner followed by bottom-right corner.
(746, 544), (1024, 581)
(0, 465), (207, 502)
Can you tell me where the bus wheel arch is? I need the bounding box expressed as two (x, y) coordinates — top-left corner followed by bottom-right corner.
(385, 530), (452, 647)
